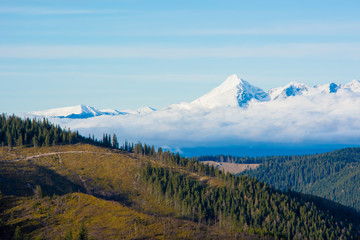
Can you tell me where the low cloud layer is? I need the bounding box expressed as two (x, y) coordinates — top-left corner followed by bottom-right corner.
(50, 88), (360, 150)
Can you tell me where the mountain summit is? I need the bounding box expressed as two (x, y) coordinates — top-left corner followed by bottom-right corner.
(192, 74), (270, 108)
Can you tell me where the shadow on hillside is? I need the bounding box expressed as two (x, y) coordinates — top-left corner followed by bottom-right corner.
(0, 161), (86, 197)
(0, 218), (43, 240)
(288, 191), (360, 226)
(94, 193), (132, 207)
(0, 160), (134, 208)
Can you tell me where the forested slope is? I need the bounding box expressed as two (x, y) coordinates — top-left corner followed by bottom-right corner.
(239, 148), (360, 211)
(0, 115), (359, 239)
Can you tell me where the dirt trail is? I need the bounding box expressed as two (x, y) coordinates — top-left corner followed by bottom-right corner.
(4, 151), (112, 162)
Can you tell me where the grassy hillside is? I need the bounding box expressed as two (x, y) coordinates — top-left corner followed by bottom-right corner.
(241, 148), (360, 211)
(0, 144), (359, 239)
(1, 193), (243, 240)
(0, 144), (264, 240)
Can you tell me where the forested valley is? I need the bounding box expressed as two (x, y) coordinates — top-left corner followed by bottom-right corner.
(197, 149), (360, 212)
(0, 114), (359, 239)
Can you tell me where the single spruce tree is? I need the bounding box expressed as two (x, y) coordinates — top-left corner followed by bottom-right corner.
(13, 226), (22, 240)
(34, 185), (43, 199)
(112, 133), (119, 149)
(77, 222), (88, 240)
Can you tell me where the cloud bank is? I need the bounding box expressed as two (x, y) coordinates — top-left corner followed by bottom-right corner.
(49, 88), (360, 151)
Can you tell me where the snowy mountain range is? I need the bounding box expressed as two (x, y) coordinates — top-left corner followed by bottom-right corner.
(28, 74), (360, 156)
(31, 74), (360, 118)
(30, 104), (156, 119)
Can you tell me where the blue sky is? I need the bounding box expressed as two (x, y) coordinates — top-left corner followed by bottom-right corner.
(1, 0), (360, 113)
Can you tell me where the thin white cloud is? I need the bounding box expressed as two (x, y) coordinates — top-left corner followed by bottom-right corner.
(0, 71), (224, 82)
(172, 22), (360, 36)
(4, 22), (360, 38)
(0, 43), (360, 59)
(0, 7), (121, 15)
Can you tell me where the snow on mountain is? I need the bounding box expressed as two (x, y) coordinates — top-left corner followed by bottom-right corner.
(342, 79), (360, 93)
(30, 105), (156, 119)
(268, 80), (360, 99)
(28, 75), (360, 155)
(268, 82), (310, 100)
(118, 107), (157, 115)
(313, 83), (340, 94)
(136, 106), (157, 114)
(192, 74), (270, 108)
(30, 105), (103, 119)
(100, 109), (128, 116)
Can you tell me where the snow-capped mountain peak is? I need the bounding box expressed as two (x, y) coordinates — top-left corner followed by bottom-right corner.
(313, 82), (340, 94)
(329, 83), (340, 93)
(119, 106), (157, 115)
(268, 82), (310, 100)
(342, 79), (360, 92)
(137, 106), (157, 114)
(192, 74), (269, 108)
(30, 104), (103, 119)
(214, 74), (248, 92)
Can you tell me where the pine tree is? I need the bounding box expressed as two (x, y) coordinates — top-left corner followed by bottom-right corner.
(65, 228), (73, 240)
(6, 130), (12, 148)
(112, 133), (119, 149)
(52, 135), (58, 146)
(45, 133), (50, 147)
(34, 185), (43, 199)
(13, 226), (22, 240)
(77, 222), (88, 240)
(17, 134), (23, 146)
(68, 130), (72, 144)
(32, 135), (38, 147)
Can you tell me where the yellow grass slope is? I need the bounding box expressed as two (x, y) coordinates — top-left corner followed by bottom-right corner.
(0, 144), (262, 240)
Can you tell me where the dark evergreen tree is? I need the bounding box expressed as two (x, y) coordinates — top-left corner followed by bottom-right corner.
(64, 229), (73, 240)
(13, 226), (22, 240)
(77, 222), (88, 240)
(112, 133), (119, 149)
(34, 185), (43, 199)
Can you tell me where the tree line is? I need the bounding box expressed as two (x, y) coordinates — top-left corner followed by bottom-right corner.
(241, 148), (360, 211)
(140, 162), (358, 239)
(0, 114), (81, 147)
(0, 114), (121, 149)
(195, 154), (263, 164)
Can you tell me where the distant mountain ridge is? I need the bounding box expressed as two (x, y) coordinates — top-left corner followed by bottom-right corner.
(29, 75), (360, 118)
(30, 104), (156, 119)
(27, 74), (360, 156)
